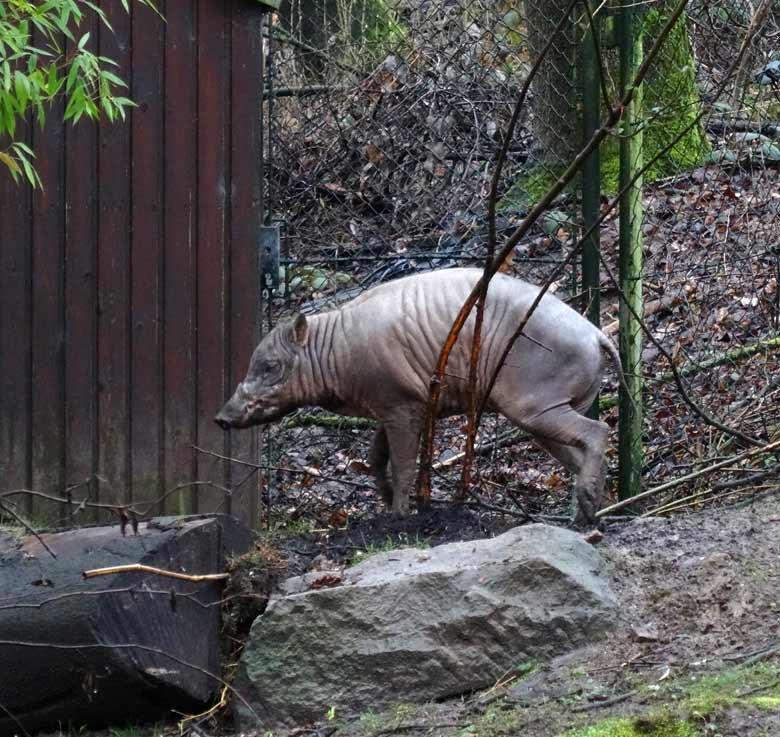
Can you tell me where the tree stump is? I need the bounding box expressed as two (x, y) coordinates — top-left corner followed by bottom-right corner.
(0, 515), (253, 734)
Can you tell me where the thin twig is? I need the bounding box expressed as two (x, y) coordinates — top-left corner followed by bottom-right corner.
(595, 249), (763, 448)
(461, 0), (584, 499)
(193, 446), (374, 490)
(0, 499), (57, 559)
(82, 564), (229, 582)
(571, 690), (637, 712)
(597, 438), (780, 516)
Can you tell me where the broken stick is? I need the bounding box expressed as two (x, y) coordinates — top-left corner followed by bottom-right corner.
(82, 563), (229, 582)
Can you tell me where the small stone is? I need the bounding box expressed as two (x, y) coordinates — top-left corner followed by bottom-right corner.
(632, 623), (660, 642)
(583, 529), (604, 545)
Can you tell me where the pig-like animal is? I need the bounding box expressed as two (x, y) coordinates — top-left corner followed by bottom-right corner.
(216, 268), (624, 526)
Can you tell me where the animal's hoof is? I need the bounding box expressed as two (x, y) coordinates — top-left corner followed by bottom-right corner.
(571, 488), (599, 530)
(570, 506), (597, 531)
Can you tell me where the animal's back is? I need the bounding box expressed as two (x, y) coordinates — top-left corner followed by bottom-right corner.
(342, 268), (596, 351)
(334, 268), (603, 412)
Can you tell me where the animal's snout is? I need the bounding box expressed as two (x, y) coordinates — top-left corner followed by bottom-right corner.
(214, 410), (233, 430)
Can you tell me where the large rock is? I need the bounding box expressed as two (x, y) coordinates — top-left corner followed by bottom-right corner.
(0, 514), (253, 734)
(235, 523), (617, 731)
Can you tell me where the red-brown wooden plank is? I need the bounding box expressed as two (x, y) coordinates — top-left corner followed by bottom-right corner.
(30, 86), (66, 520)
(64, 26), (99, 522)
(0, 128), (33, 505)
(130, 3), (165, 512)
(164, 0), (198, 514)
(195, 0), (231, 514)
(227, 2), (265, 526)
(97, 2), (132, 510)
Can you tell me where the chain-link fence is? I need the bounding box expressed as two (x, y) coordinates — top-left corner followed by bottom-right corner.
(255, 0), (780, 529)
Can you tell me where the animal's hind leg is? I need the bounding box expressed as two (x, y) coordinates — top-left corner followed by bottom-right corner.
(505, 402), (609, 527)
(368, 426), (393, 508)
(534, 437), (607, 524)
(533, 438), (582, 476)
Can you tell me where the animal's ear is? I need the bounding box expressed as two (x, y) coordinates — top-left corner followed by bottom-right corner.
(289, 313), (308, 346)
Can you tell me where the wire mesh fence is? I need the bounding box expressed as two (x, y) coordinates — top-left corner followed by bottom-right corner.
(252, 0), (780, 529)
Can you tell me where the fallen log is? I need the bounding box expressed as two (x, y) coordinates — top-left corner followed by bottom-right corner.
(0, 514), (253, 734)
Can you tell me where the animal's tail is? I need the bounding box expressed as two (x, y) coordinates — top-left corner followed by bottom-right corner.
(598, 334), (634, 403)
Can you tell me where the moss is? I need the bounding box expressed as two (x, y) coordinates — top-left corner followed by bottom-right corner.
(598, 8), (710, 193)
(751, 695), (780, 711)
(684, 662), (780, 716)
(637, 7), (711, 180)
(750, 695), (780, 711)
(558, 715), (697, 737)
(504, 7), (710, 204)
(499, 167), (570, 209)
(362, 0), (406, 53)
(353, 703), (431, 737)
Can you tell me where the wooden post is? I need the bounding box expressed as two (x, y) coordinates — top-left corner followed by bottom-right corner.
(617, 1), (644, 501)
(580, 0), (601, 420)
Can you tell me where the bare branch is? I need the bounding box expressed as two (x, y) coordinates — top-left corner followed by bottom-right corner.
(597, 438), (780, 516)
(0, 500), (57, 559)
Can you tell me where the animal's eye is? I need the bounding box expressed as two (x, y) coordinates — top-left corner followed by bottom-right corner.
(262, 361), (279, 373)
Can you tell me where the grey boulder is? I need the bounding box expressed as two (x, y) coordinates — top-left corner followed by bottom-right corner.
(234, 523), (617, 731)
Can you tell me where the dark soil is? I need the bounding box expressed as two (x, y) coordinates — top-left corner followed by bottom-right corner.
(274, 503), (516, 576)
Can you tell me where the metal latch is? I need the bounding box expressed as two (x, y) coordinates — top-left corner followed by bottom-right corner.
(259, 224), (281, 291)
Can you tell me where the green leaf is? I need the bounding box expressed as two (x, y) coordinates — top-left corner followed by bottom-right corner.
(12, 141), (34, 156)
(65, 57), (81, 93)
(19, 150), (41, 188)
(705, 148), (737, 164)
(760, 143), (780, 162)
(2, 94), (16, 137)
(14, 70), (29, 111)
(100, 70), (126, 87)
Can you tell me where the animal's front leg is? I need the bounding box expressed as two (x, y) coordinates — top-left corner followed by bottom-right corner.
(384, 410), (423, 515)
(368, 426), (393, 508)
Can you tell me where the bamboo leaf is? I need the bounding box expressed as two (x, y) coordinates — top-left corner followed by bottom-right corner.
(0, 151), (21, 174)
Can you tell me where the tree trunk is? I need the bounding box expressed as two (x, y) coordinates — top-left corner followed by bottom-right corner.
(0, 515), (253, 734)
(524, 0), (580, 171)
(519, 1), (709, 196)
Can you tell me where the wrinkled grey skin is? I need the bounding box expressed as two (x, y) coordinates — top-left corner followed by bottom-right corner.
(216, 268), (624, 526)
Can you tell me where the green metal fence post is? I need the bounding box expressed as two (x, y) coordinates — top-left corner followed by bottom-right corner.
(581, 0), (601, 420)
(617, 1), (644, 501)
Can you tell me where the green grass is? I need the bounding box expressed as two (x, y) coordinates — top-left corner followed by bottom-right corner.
(108, 728), (166, 737)
(349, 533), (429, 565)
(559, 715), (697, 737)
